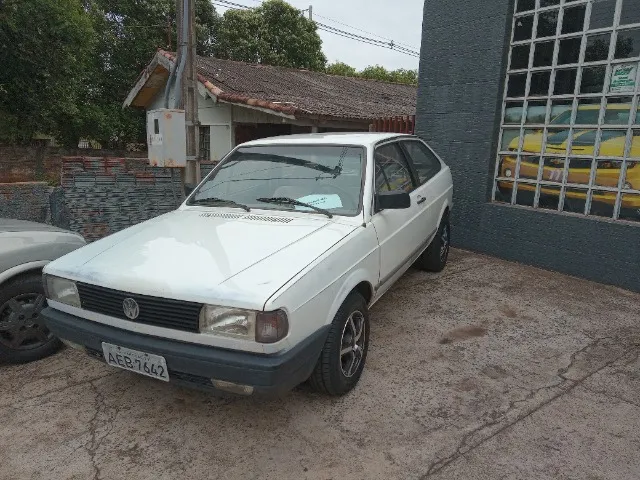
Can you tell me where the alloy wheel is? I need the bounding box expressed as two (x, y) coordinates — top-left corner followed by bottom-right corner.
(0, 293), (52, 350)
(440, 224), (450, 262)
(339, 310), (366, 378)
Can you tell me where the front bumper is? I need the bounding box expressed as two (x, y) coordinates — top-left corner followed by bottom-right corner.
(42, 307), (329, 396)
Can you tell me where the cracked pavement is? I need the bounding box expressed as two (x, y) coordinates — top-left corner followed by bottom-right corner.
(1, 249), (639, 480)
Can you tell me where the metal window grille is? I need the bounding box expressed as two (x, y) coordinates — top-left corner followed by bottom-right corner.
(493, 0), (640, 223)
(199, 126), (211, 161)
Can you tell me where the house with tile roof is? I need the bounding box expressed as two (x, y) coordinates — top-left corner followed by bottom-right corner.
(124, 50), (416, 162)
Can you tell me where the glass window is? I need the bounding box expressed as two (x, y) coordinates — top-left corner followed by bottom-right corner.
(526, 100), (548, 123)
(589, 0), (616, 29)
(580, 66), (606, 93)
(530, 71), (551, 95)
(620, 0), (640, 26)
(508, 73), (527, 97)
(534, 41), (554, 66)
(615, 29), (640, 59)
(511, 44), (531, 69)
(562, 5), (586, 34)
(554, 69), (578, 95)
(538, 10), (558, 38)
(514, 15), (534, 41)
(504, 102), (524, 124)
(374, 144), (415, 193)
(501, 128), (522, 150)
(401, 141), (442, 184)
(585, 34), (611, 62)
(189, 145), (365, 216)
(495, 0), (640, 221)
(604, 98), (632, 125)
(558, 37), (581, 65)
(595, 159), (623, 187)
(516, 0), (535, 12)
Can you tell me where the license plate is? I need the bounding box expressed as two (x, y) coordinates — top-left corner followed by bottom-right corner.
(102, 343), (169, 382)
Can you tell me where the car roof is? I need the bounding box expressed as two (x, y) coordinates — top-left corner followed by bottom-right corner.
(238, 132), (414, 148)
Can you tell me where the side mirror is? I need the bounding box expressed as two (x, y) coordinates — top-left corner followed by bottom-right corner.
(375, 191), (411, 211)
(184, 183), (197, 197)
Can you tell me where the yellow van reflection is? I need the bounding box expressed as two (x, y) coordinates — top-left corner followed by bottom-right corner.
(498, 104), (639, 210)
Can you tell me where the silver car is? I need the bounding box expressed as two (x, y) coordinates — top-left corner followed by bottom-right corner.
(0, 219), (85, 363)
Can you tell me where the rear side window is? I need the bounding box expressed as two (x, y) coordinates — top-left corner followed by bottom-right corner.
(374, 143), (416, 193)
(402, 141), (442, 184)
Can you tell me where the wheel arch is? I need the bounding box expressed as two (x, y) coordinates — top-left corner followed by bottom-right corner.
(325, 270), (374, 327)
(0, 261), (48, 289)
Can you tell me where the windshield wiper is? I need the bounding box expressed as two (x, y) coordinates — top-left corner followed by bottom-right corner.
(190, 197), (250, 212)
(256, 197), (333, 218)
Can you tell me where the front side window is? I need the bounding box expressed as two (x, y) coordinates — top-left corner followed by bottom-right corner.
(401, 141), (442, 184)
(374, 143), (415, 193)
(189, 145), (365, 216)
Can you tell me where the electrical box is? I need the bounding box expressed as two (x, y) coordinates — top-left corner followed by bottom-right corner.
(146, 109), (186, 167)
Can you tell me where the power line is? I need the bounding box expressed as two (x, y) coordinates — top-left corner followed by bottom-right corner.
(314, 12), (418, 51)
(210, 0), (420, 58)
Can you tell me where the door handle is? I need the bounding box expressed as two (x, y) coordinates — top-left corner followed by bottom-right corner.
(417, 196), (426, 205)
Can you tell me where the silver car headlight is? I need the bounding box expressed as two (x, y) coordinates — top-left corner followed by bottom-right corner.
(43, 275), (81, 308)
(199, 305), (288, 343)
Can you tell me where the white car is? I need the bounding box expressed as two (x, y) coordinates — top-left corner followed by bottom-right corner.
(42, 133), (453, 396)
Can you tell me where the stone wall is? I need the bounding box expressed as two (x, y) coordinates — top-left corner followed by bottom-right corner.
(0, 182), (52, 223)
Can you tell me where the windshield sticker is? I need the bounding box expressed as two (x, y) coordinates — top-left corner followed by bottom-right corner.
(296, 194), (343, 211)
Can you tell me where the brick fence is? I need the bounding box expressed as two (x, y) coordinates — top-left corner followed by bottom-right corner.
(0, 182), (52, 223)
(1, 153), (218, 241)
(0, 145), (146, 184)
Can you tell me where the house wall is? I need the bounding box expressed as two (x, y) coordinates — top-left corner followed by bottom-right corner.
(416, 0), (640, 292)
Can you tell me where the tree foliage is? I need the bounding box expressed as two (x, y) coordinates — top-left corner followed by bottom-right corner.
(0, 0), (94, 144)
(326, 62), (417, 85)
(217, 0), (326, 71)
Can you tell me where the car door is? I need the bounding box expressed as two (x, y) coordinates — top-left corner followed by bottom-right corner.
(370, 142), (424, 290)
(398, 139), (445, 241)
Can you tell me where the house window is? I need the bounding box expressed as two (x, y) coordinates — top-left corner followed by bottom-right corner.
(199, 126), (211, 161)
(493, 0), (640, 223)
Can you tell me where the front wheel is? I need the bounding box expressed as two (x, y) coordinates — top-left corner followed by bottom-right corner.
(416, 214), (450, 272)
(309, 293), (370, 396)
(0, 273), (61, 364)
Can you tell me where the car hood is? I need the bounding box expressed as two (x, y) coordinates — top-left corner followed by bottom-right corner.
(44, 209), (357, 309)
(0, 218), (77, 234)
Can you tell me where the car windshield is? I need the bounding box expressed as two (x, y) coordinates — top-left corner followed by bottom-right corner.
(188, 144), (365, 216)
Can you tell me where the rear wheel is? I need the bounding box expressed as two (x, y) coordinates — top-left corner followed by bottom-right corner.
(416, 214), (450, 272)
(0, 273), (61, 364)
(309, 293), (369, 396)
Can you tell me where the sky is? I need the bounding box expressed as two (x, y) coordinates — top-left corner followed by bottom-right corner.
(215, 0), (424, 71)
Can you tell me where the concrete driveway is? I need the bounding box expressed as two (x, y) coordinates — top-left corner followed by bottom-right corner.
(2, 249), (639, 480)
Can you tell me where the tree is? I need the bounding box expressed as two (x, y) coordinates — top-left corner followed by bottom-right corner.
(327, 62), (418, 85)
(61, 0), (221, 148)
(326, 62), (358, 77)
(217, 0), (326, 71)
(0, 0), (94, 144)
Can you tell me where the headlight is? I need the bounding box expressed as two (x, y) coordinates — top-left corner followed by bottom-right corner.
(44, 275), (81, 308)
(199, 305), (288, 343)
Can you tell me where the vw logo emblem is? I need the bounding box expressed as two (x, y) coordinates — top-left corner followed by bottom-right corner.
(122, 298), (139, 320)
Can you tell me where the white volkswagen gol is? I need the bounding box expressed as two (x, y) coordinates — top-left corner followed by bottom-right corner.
(42, 133), (453, 396)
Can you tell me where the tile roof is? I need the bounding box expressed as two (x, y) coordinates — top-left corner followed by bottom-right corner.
(158, 50), (416, 121)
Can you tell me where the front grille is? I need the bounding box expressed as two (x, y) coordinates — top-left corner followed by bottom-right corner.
(77, 283), (202, 333)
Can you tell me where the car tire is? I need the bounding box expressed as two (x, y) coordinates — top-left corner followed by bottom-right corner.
(417, 213), (450, 273)
(0, 272), (61, 364)
(309, 292), (369, 396)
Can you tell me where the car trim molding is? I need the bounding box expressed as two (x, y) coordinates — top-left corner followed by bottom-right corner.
(0, 261), (49, 286)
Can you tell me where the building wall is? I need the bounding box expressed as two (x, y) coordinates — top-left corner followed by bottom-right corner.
(417, 0), (640, 292)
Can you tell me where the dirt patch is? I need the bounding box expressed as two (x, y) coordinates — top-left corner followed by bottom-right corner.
(439, 325), (487, 344)
(500, 306), (518, 318)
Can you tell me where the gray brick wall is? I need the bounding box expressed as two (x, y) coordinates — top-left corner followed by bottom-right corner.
(0, 182), (52, 223)
(417, 0), (640, 292)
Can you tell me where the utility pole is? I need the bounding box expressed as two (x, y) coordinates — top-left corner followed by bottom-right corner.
(308, 4), (312, 21)
(175, 0), (200, 187)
